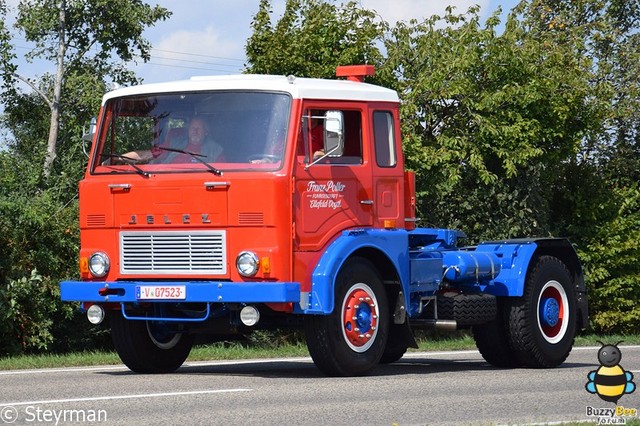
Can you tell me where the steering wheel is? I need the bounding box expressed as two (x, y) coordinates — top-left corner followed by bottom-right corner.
(247, 154), (280, 164)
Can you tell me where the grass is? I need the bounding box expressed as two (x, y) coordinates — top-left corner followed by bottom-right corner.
(1, 332), (639, 371)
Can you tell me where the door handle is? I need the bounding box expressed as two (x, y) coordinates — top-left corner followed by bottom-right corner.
(204, 181), (231, 189)
(360, 200), (374, 205)
(108, 183), (131, 192)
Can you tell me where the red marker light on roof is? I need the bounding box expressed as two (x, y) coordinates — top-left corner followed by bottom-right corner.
(336, 65), (375, 82)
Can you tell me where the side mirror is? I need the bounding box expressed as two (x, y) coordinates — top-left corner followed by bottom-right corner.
(83, 117), (97, 142)
(323, 110), (344, 157)
(81, 117), (97, 158)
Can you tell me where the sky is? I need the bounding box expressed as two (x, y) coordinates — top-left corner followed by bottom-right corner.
(7, 0), (520, 86)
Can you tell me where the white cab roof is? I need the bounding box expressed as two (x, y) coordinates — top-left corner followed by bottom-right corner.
(102, 74), (399, 105)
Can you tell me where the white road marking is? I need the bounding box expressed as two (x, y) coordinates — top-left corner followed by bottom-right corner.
(0, 365), (128, 376)
(0, 389), (252, 407)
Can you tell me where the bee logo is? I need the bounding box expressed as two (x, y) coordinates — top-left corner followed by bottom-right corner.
(585, 341), (636, 403)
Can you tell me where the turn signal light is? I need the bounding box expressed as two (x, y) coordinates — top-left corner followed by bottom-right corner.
(80, 256), (89, 278)
(383, 219), (396, 229)
(261, 256), (271, 274)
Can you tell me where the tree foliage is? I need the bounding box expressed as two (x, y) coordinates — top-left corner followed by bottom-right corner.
(246, 0), (385, 77)
(0, 1), (170, 355)
(379, 6), (599, 240)
(515, 0), (640, 333)
(1, 0), (171, 176)
(246, 0), (640, 333)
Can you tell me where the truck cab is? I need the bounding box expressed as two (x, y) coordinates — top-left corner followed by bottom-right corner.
(61, 66), (587, 376)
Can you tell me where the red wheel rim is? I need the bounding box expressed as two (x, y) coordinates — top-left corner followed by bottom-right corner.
(537, 281), (569, 344)
(342, 284), (379, 353)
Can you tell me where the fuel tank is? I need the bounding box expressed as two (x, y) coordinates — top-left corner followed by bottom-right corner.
(442, 251), (501, 283)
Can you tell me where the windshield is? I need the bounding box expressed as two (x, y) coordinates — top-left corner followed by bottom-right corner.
(92, 91), (291, 174)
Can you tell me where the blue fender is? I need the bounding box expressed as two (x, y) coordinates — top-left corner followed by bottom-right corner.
(475, 238), (582, 297)
(298, 228), (409, 315)
(474, 241), (538, 296)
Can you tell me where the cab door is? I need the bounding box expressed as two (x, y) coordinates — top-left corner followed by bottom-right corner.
(293, 105), (373, 251)
(371, 107), (405, 229)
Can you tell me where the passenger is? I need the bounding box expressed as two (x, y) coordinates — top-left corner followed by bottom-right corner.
(124, 117), (224, 164)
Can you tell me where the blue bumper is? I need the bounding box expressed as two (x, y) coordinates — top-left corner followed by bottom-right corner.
(60, 280), (301, 304)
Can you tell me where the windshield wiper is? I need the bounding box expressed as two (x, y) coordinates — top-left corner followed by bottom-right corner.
(156, 147), (223, 176)
(100, 153), (150, 177)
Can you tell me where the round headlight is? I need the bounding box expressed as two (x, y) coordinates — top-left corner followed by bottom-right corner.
(236, 251), (259, 277)
(89, 252), (110, 277)
(86, 304), (105, 325)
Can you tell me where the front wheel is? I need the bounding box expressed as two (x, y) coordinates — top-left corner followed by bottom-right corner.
(110, 311), (194, 373)
(508, 256), (577, 368)
(379, 346), (407, 364)
(304, 257), (389, 376)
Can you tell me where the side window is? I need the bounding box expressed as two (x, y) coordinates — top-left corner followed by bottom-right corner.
(340, 110), (362, 163)
(299, 108), (363, 164)
(373, 111), (396, 167)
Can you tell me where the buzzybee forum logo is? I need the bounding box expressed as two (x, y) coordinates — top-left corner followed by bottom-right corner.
(586, 341), (636, 403)
(585, 341), (637, 424)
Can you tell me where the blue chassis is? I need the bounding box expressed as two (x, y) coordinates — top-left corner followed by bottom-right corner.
(60, 228), (578, 321)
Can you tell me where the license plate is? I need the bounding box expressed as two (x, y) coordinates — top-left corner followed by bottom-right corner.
(136, 285), (186, 300)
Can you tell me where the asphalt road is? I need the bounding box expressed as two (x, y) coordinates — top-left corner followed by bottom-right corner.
(1, 346), (639, 425)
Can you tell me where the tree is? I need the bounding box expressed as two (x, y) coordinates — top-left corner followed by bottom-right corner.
(0, 0), (171, 355)
(246, 0), (385, 78)
(516, 0), (640, 333)
(0, 0), (171, 176)
(378, 5), (599, 240)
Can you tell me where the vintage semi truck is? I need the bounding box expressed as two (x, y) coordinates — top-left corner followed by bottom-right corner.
(60, 65), (588, 376)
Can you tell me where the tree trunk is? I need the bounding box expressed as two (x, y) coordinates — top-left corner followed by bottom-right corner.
(43, 0), (66, 177)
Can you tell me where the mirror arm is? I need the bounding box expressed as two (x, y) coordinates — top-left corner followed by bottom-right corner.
(304, 143), (341, 170)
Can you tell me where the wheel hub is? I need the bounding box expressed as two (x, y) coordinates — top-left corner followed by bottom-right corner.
(342, 286), (379, 351)
(540, 297), (560, 327)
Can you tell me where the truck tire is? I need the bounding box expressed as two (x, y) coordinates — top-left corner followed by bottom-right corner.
(304, 257), (389, 376)
(472, 300), (521, 368)
(507, 255), (576, 368)
(438, 292), (497, 325)
(379, 346), (407, 364)
(110, 311), (194, 373)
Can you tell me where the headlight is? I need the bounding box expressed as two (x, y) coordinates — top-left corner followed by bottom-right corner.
(89, 252), (110, 277)
(236, 251), (259, 277)
(86, 304), (105, 325)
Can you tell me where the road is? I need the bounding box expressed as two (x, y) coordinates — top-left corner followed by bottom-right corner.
(1, 346), (639, 425)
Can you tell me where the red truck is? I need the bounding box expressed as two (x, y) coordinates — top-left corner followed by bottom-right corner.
(61, 65), (588, 376)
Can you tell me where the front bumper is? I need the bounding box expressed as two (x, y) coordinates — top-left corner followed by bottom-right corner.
(60, 280), (301, 304)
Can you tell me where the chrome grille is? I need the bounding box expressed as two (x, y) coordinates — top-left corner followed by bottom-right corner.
(120, 231), (227, 275)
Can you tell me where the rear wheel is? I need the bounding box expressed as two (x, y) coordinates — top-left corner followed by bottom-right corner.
(304, 257), (389, 376)
(110, 311), (193, 373)
(472, 300), (520, 368)
(508, 255), (576, 368)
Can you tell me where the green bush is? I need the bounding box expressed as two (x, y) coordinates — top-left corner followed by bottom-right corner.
(581, 184), (640, 334)
(0, 269), (68, 354)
